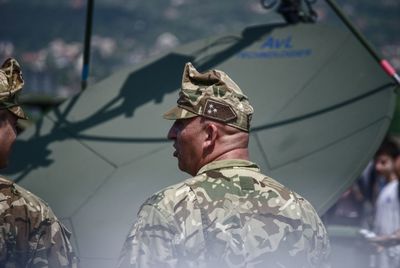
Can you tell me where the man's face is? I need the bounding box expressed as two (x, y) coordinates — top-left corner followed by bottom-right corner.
(375, 154), (395, 179)
(394, 155), (400, 178)
(0, 110), (18, 168)
(167, 117), (207, 176)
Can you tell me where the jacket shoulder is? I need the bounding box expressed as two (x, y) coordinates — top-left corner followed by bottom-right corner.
(140, 178), (197, 215)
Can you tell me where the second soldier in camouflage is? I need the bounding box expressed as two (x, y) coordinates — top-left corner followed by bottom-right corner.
(0, 58), (78, 267)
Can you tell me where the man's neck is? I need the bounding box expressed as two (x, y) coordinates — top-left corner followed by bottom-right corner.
(213, 148), (249, 161)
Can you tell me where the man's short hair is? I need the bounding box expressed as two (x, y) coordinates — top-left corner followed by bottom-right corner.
(374, 137), (400, 159)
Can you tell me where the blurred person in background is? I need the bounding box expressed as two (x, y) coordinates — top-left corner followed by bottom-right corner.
(368, 138), (400, 268)
(358, 160), (387, 229)
(324, 178), (365, 227)
(0, 58), (78, 267)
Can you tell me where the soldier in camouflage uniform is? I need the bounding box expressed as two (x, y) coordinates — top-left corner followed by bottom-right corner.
(119, 63), (330, 268)
(0, 58), (78, 267)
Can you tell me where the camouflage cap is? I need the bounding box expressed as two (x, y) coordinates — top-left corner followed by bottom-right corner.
(0, 58), (27, 119)
(163, 62), (254, 132)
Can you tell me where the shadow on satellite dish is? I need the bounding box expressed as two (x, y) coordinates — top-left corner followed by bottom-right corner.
(5, 24), (280, 183)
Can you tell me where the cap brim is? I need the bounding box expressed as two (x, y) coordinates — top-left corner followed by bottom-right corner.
(8, 105), (27, 120)
(163, 106), (198, 120)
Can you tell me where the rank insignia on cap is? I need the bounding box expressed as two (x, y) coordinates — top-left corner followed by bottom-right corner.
(203, 99), (237, 122)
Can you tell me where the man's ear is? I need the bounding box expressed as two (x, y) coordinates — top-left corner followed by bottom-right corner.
(203, 122), (218, 149)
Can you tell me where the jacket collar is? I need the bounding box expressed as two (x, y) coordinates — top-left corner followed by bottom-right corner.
(196, 159), (260, 175)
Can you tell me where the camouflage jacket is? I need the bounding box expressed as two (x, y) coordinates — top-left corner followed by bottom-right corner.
(0, 176), (78, 268)
(119, 159), (330, 268)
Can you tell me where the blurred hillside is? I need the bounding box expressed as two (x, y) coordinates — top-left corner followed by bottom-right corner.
(0, 0), (399, 127)
(0, 0), (274, 96)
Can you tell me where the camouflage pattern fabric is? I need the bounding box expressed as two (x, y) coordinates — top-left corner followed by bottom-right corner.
(0, 176), (78, 268)
(118, 159), (330, 268)
(0, 58), (27, 119)
(163, 63), (254, 132)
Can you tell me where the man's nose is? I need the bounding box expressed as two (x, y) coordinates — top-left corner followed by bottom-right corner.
(167, 123), (177, 140)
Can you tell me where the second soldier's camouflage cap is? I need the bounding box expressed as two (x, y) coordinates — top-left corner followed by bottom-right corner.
(0, 58), (27, 119)
(163, 63), (254, 132)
